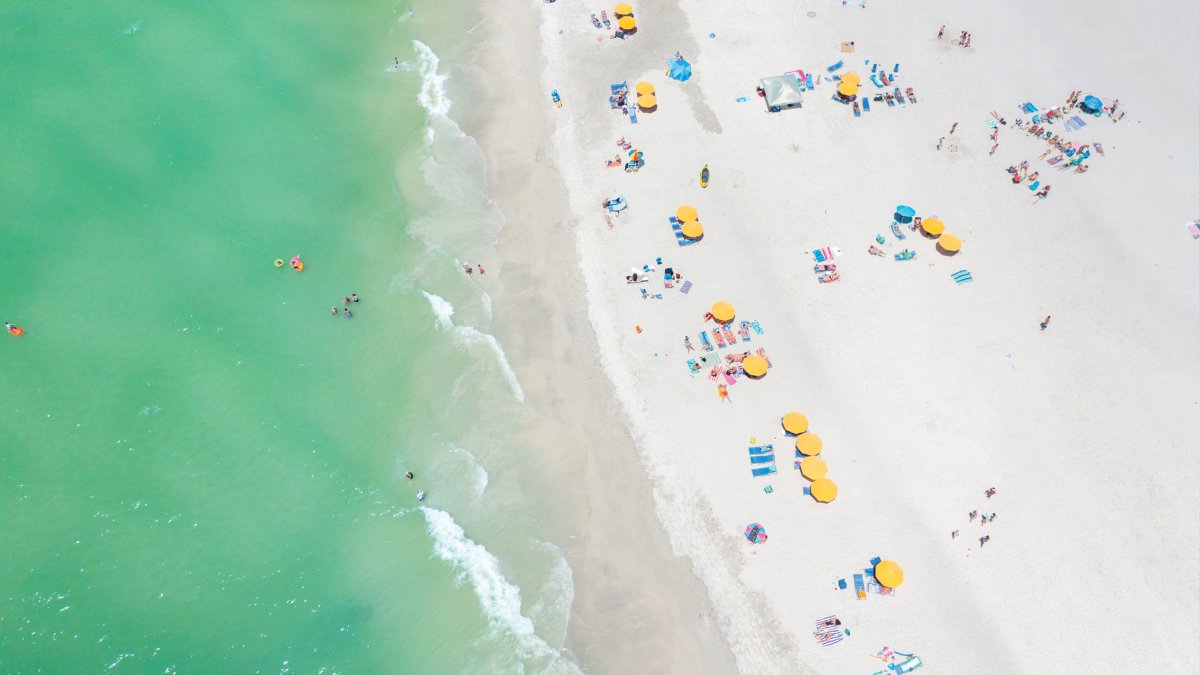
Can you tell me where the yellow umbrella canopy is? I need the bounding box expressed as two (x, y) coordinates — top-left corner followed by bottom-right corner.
(782, 412), (808, 435)
(742, 355), (768, 378)
(921, 217), (945, 236)
(618, 16), (637, 30)
(637, 93), (657, 108)
(614, 3), (634, 16)
(710, 301), (735, 323)
(875, 560), (904, 588)
(795, 433), (822, 456)
(810, 478), (838, 503)
(680, 221), (703, 239)
(800, 456), (828, 481)
(841, 72), (861, 86)
(837, 81), (857, 98)
(677, 205), (699, 222)
(635, 81), (655, 95)
(938, 233), (963, 252)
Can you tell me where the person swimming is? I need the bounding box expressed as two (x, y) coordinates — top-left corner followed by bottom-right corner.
(416, 490), (426, 501)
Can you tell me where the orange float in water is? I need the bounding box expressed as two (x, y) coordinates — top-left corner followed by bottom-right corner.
(290, 256), (304, 272)
(6, 324), (23, 336)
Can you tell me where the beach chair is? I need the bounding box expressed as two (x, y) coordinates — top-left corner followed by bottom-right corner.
(748, 444), (774, 455)
(862, 96), (870, 112)
(891, 222), (906, 240)
(906, 87), (917, 103)
(680, 280), (693, 294)
(826, 60), (844, 72)
(806, 73), (814, 89)
(738, 322), (751, 342)
(837, 578), (847, 589)
(894, 88), (906, 107)
(896, 656), (924, 673)
(871, 74), (884, 88)
(1021, 102), (1038, 113)
(749, 453), (776, 465)
(894, 250), (916, 261)
(751, 465), (777, 477)
(853, 574), (866, 599)
(699, 331), (714, 351)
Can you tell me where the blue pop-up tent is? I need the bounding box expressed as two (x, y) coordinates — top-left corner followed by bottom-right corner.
(668, 55), (692, 82)
(1080, 95), (1103, 115)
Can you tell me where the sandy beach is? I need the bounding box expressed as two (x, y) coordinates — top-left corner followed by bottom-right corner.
(477, 0), (1199, 671)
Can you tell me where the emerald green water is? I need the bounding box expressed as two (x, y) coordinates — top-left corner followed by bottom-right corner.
(0, 2), (576, 672)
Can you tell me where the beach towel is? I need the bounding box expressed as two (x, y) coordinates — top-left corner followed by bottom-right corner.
(751, 465), (777, 477)
(712, 328), (726, 348)
(1188, 222), (1200, 239)
(826, 60), (843, 72)
(685, 359), (700, 375)
(819, 632), (844, 647)
(739, 322), (751, 342)
(699, 353), (721, 368)
(671, 220), (699, 247)
(862, 97), (870, 112)
(724, 370), (737, 385)
(735, 97), (749, 103)
(871, 74), (884, 88)
(722, 326), (737, 344)
(985, 118), (997, 129)
(1062, 121), (1077, 132)
(803, 486), (810, 495)
(749, 453), (776, 465)
(838, 578), (847, 589)
(748, 444), (774, 455)
(813, 247), (833, 262)
(1071, 115), (1087, 127)
(680, 280), (693, 293)
(853, 103), (861, 117)
(699, 331), (713, 351)
(1021, 102), (1038, 113)
(806, 73), (814, 89)
(951, 269), (974, 284)
(853, 574), (866, 598)
(750, 321), (764, 335)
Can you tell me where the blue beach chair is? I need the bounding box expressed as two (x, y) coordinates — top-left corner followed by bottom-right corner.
(749, 454), (776, 465)
(751, 465), (777, 477)
(826, 60), (844, 73)
(748, 444), (774, 455)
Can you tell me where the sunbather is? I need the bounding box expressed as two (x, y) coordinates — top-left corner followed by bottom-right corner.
(818, 272), (841, 283)
(725, 352), (748, 364)
(868, 245), (885, 256)
(755, 347), (770, 364)
(717, 384), (731, 403)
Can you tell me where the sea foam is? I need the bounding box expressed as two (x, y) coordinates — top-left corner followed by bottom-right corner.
(422, 291), (524, 403)
(421, 507), (581, 674)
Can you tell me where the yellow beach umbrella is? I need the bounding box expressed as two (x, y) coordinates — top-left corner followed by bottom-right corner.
(710, 301), (735, 324)
(742, 355), (768, 378)
(875, 560), (904, 588)
(677, 205), (699, 222)
(841, 72), (861, 86)
(810, 478), (838, 503)
(618, 16), (637, 30)
(921, 217), (945, 236)
(837, 81), (857, 98)
(800, 456), (828, 481)
(615, 3), (634, 16)
(637, 93), (657, 109)
(680, 221), (703, 239)
(782, 412), (808, 435)
(635, 81), (655, 95)
(938, 233), (963, 253)
(795, 433), (822, 456)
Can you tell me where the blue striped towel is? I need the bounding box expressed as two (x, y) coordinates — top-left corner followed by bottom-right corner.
(951, 269), (973, 284)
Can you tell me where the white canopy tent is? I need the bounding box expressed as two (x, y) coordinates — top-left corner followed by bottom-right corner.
(760, 75), (804, 112)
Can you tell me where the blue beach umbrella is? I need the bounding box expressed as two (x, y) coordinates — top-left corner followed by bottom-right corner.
(1081, 95), (1103, 114)
(668, 55), (692, 82)
(895, 205), (916, 223)
(744, 523), (767, 544)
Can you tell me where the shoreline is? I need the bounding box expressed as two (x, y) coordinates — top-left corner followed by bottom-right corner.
(456, 1), (738, 672)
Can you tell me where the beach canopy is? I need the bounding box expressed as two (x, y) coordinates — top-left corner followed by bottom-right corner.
(874, 560), (904, 588)
(760, 75), (804, 111)
(680, 221), (703, 239)
(795, 433), (822, 456)
(841, 72), (861, 86)
(742, 355), (768, 378)
(921, 218), (945, 236)
(635, 81), (655, 95)
(895, 205), (916, 220)
(618, 16), (637, 30)
(711, 301), (735, 323)
(782, 412), (809, 435)
(836, 81), (857, 98)
(668, 55), (692, 82)
(800, 456), (828, 481)
(938, 234), (962, 253)
(615, 3), (634, 16)
(810, 478), (838, 503)
(744, 522), (767, 544)
(1081, 95), (1102, 113)
(637, 93), (657, 109)
(677, 204), (698, 222)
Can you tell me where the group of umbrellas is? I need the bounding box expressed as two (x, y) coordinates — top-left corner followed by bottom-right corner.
(896, 205), (961, 254)
(677, 204), (703, 239)
(708, 301), (769, 377)
(783, 412), (836, 502)
(635, 81), (657, 112)
(614, 3), (637, 33)
(836, 72), (862, 101)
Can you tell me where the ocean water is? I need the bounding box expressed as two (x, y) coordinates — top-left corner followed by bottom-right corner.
(0, 1), (577, 673)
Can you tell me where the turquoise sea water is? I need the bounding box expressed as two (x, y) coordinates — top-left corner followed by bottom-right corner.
(1, 2), (577, 672)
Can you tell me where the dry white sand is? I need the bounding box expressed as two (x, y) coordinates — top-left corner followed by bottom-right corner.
(525, 0), (1200, 671)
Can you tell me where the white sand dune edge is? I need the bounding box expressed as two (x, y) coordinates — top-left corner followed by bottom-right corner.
(538, 0), (1199, 672)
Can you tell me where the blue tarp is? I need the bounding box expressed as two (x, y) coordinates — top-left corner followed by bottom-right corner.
(668, 55), (692, 82)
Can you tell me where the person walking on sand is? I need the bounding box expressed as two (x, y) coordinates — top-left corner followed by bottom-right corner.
(477, 264), (485, 274)
(969, 510), (978, 521)
(463, 262), (473, 274)
(965, 33), (971, 47)
(684, 336), (695, 352)
(1040, 315), (1051, 331)
(937, 136), (945, 150)
(986, 487), (996, 498)
(952, 530), (959, 539)
(938, 25), (945, 39)
(950, 121), (958, 134)
(718, 384), (731, 403)
(979, 535), (990, 546)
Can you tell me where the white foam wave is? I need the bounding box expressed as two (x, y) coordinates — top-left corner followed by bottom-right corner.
(448, 443), (490, 497)
(421, 508), (581, 673)
(422, 291), (525, 403)
(412, 40), (452, 142)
